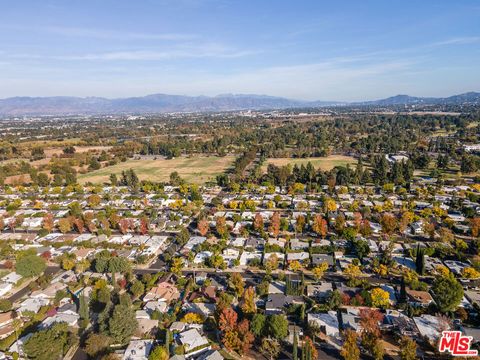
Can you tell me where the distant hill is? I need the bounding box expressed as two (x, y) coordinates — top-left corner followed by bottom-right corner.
(360, 92), (480, 106)
(0, 91), (478, 115)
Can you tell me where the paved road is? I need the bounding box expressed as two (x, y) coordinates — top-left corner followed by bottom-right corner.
(70, 347), (88, 360)
(8, 266), (61, 303)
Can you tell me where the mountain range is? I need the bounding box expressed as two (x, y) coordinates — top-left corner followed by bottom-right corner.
(0, 91), (479, 116)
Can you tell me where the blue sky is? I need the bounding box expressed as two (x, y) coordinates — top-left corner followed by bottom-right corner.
(1, 0), (479, 101)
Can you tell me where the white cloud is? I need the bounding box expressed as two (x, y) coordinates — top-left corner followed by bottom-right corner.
(56, 47), (256, 61)
(430, 37), (480, 47)
(5, 43), (257, 62)
(161, 58), (415, 101)
(42, 26), (197, 41)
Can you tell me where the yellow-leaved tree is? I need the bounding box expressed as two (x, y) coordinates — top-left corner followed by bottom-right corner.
(370, 288), (390, 309)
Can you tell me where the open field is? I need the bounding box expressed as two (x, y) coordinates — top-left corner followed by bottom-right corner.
(78, 155), (235, 184)
(262, 155), (356, 172)
(17, 138), (83, 149)
(43, 145), (112, 157)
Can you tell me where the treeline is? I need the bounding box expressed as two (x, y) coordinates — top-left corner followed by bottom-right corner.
(259, 156), (414, 190)
(232, 148), (258, 177)
(115, 113), (476, 162)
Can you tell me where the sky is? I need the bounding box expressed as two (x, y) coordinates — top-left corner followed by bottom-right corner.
(1, 0), (480, 101)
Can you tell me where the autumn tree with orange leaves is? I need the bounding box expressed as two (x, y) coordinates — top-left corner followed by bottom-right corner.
(254, 213), (264, 232)
(118, 218), (132, 235)
(138, 217), (149, 235)
(219, 307), (254, 354)
(312, 214), (327, 238)
(268, 212), (280, 237)
(197, 218), (209, 236)
(83, 212), (96, 233)
(359, 308), (384, 356)
(353, 212), (362, 231)
(471, 217), (480, 238)
(42, 213), (54, 233)
(216, 216), (228, 238)
(73, 218), (85, 234)
(381, 213), (397, 235)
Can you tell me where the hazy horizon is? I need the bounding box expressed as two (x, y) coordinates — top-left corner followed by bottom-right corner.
(1, 0), (480, 101)
(1, 90), (479, 103)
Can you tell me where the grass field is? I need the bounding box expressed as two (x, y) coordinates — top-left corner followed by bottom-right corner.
(262, 155), (356, 172)
(78, 155), (235, 184)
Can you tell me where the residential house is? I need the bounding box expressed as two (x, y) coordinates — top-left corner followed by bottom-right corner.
(31, 282), (67, 300)
(413, 314), (450, 344)
(306, 282), (333, 301)
(136, 318), (159, 336)
(384, 310), (419, 337)
(239, 251), (262, 266)
(444, 260), (469, 276)
(178, 329), (210, 358)
(286, 252), (309, 264)
(182, 302), (215, 318)
(0, 283), (12, 297)
(308, 311), (340, 337)
(170, 321), (186, 333)
(0, 312), (15, 340)
(144, 300), (168, 315)
(123, 340), (153, 360)
(197, 350), (224, 360)
(406, 289), (434, 308)
(17, 298), (49, 315)
(265, 294), (303, 315)
(311, 254), (334, 267)
(143, 281), (179, 303)
(1, 272), (22, 285)
(340, 307), (363, 332)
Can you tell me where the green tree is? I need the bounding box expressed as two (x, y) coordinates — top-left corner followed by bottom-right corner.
(399, 277), (407, 304)
(228, 272), (245, 298)
(23, 323), (73, 360)
(208, 254), (225, 270)
(415, 245), (425, 275)
(461, 155), (478, 173)
(16, 255), (46, 277)
(352, 239), (370, 263)
(107, 257), (131, 274)
(399, 336), (417, 360)
(37, 173), (50, 187)
(293, 328), (298, 360)
(89, 158), (101, 170)
(328, 289), (342, 310)
(109, 174), (118, 186)
(79, 295), (89, 329)
(266, 314), (288, 339)
(169, 257), (184, 275)
(251, 313), (266, 337)
(302, 336), (317, 360)
(85, 333), (112, 358)
(432, 273), (464, 313)
(165, 330), (170, 357)
(169, 171), (182, 186)
(107, 304), (138, 344)
(149, 346), (169, 360)
(372, 339), (384, 360)
(0, 299), (12, 312)
(260, 337), (280, 360)
(130, 280), (145, 298)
